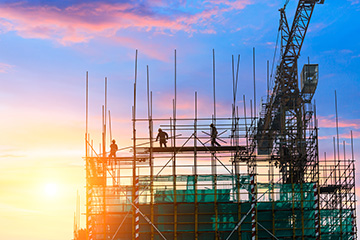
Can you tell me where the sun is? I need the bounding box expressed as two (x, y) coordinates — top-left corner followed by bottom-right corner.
(44, 183), (58, 197)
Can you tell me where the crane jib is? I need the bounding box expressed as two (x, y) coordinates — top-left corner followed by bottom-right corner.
(255, 0), (324, 183)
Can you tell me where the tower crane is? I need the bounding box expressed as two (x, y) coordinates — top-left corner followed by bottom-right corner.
(256, 0), (325, 183)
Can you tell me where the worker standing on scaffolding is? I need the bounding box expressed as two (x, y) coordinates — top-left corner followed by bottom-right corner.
(108, 139), (118, 158)
(210, 123), (221, 147)
(156, 128), (169, 148)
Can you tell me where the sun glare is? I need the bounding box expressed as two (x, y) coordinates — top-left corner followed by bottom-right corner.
(44, 183), (58, 197)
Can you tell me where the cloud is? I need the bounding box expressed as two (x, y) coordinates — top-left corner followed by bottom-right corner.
(204, 0), (252, 10)
(340, 49), (353, 54)
(348, 0), (360, 5)
(111, 35), (171, 61)
(340, 131), (360, 139)
(0, 1), (253, 49)
(0, 154), (24, 158)
(0, 62), (14, 73)
(318, 131), (360, 140)
(0, 203), (40, 215)
(308, 22), (330, 33)
(318, 115), (360, 129)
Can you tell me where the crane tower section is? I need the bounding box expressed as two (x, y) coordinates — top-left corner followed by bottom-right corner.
(256, 0), (324, 184)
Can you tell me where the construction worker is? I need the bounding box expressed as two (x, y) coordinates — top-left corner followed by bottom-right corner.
(210, 123), (221, 147)
(108, 139), (118, 158)
(156, 128), (169, 148)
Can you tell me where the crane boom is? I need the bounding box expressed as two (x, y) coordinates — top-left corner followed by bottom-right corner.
(256, 0), (324, 183)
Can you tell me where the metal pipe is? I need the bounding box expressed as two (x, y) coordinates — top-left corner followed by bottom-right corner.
(194, 91), (198, 240)
(147, 65), (150, 119)
(85, 71), (89, 240)
(86, 72), (89, 140)
(174, 49), (177, 119)
(105, 77), (107, 150)
(132, 50), (138, 240)
(351, 131), (354, 161)
(109, 110), (112, 143)
(213, 49), (216, 122)
(147, 63), (154, 240)
(253, 47), (257, 117)
(267, 60), (269, 102)
(335, 90), (340, 162)
(333, 136), (337, 184)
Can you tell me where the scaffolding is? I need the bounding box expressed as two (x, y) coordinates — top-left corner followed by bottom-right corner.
(82, 2), (357, 237)
(83, 54), (357, 240)
(84, 106), (356, 240)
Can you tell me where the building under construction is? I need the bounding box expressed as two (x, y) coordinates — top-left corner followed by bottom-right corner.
(81, 0), (357, 239)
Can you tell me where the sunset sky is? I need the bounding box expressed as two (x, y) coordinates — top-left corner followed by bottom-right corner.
(0, 0), (359, 239)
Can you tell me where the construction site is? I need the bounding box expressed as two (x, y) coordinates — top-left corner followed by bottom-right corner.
(75, 0), (357, 239)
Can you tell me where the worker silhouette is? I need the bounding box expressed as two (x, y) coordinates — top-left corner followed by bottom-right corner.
(210, 123), (221, 147)
(156, 128), (169, 148)
(108, 139), (118, 158)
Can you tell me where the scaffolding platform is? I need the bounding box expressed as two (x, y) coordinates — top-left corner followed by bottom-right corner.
(85, 156), (149, 163)
(140, 145), (246, 153)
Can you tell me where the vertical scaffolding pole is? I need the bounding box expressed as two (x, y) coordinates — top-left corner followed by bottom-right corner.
(211, 49), (219, 239)
(173, 49), (178, 240)
(315, 106), (321, 239)
(150, 91), (154, 239)
(351, 131), (354, 162)
(86, 72), (89, 152)
(300, 182), (305, 240)
(267, 60), (269, 103)
(253, 48), (257, 116)
(250, 174), (256, 240)
(172, 117), (177, 240)
(85, 72), (92, 240)
(109, 111), (112, 144)
(232, 55), (242, 239)
(335, 90), (343, 239)
(212, 49), (217, 177)
(351, 131), (357, 239)
(314, 182), (319, 240)
(103, 79), (108, 240)
(102, 105), (106, 240)
(132, 50), (139, 240)
(174, 49), (177, 120)
(271, 159), (275, 238)
(147, 65), (154, 240)
(335, 91), (340, 165)
(103, 76), (108, 240)
(105, 77), (107, 150)
(333, 137), (337, 181)
(213, 48), (216, 123)
(194, 92), (198, 240)
(243, 95), (249, 155)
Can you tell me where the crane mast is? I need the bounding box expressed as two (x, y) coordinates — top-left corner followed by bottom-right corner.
(256, 0), (324, 183)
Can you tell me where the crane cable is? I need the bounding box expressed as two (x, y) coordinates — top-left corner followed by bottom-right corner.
(270, 26), (280, 90)
(270, 0), (289, 91)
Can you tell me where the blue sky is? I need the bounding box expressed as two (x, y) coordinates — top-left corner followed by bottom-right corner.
(0, 0), (359, 239)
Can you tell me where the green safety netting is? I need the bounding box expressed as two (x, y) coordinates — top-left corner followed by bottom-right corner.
(108, 175), (354, 240)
